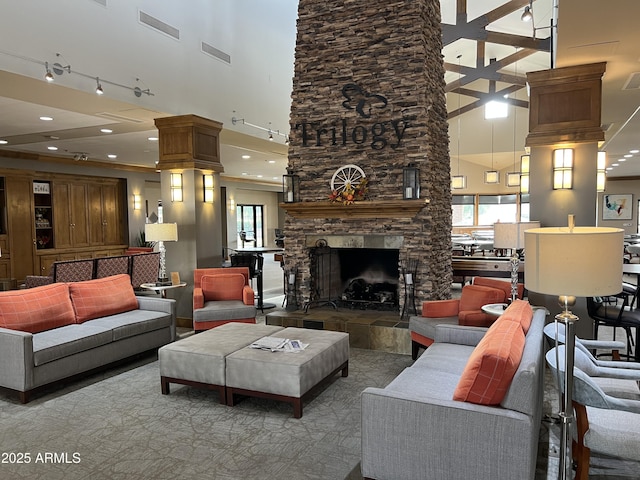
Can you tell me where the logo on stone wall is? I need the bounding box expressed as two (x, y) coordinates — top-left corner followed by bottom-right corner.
(293, 83), (411, 151)
(341, 84), (387, 119)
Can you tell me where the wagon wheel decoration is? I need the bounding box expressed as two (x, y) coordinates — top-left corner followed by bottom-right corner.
(329, 164), (368, 204)
(330, 164), (366, 194)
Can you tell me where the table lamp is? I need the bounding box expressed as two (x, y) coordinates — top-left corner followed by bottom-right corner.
(493, 221), (540, 302)
(524, 218), (623, 480)
(144, 222), (178, 286)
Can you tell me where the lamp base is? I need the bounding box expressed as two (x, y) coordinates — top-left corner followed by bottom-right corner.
(156, 278), (172, 286)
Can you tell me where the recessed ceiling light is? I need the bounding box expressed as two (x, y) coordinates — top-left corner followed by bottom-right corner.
(267, 160), (276, 164)
(147, 136), (158, 141)
(241, 172), (248, 176)
(242, 155), (251, 159)
(256, 174), (263, 178)
(624, 154), (633, 158)
(40, 116), (53, 121)
(47, 146), (58, 151)
(619, 158), (627, 162)
(0, 140), (7, 145)
(630, 150), (639, 154)
(606, 167), (613, 171)
(612, 163), (619, 167)
(107, 154), (117, 159)
(272, 176), (278, 180)
(100, 128), (113, 133)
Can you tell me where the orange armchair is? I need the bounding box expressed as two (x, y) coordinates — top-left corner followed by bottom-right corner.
(408, 283), (507, 360)
(192, 267), (257, 332)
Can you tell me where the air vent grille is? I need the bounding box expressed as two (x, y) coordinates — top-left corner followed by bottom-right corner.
(201, 42), (231, 64)
(139, 11), (179, 40)
(623, 72), (640, 90)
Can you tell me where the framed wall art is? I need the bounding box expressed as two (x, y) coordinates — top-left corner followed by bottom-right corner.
(603, 194), (633, 220)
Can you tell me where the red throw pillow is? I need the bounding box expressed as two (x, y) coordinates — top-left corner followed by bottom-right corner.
(499, 299), (534, 333)
(201, 274), (245, 301)
(0, 283), (75, 333)
(69, 274), (138, 323)
(453, 319), (525, 405)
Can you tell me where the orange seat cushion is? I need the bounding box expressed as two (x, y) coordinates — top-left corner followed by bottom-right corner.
(453, 319), (525, 405)
(0, 283), (75, 333)
(201, 274), (246, 301)
(69, 274), (138, 323)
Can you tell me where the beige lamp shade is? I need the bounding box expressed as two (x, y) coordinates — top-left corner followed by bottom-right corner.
(524, 226), (623, 297)
(145, 222), (178, 242)
(493, 221), (541, 249)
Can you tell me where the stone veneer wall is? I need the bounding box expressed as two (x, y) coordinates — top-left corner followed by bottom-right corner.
(284, 0), (452, 311)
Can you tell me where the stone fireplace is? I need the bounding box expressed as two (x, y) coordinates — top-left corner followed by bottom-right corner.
(281, 0), (452, 316)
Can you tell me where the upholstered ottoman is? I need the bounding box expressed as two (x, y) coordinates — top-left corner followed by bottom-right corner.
(158, 323), (284, 403)
(225, 327), (349, 418)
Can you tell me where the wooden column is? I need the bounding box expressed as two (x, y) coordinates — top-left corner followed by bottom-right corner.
(154, 114), (224, 325)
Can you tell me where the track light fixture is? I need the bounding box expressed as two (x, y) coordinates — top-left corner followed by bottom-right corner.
(44, 62), (54, 82)
(95, 77), (104, 95)
(521, 5), (533, 22)
(231, 114), (289, 144)
(73, 153), (89, 161)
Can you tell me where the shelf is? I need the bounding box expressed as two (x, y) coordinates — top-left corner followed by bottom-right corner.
(279, 199), (429, 219)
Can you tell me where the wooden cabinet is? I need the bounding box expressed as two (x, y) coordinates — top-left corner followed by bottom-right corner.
(88, 182), (124, 246)
(6, 176), (36, 282)
(53, 181), (90, 248)
(33, 180), (54, 250)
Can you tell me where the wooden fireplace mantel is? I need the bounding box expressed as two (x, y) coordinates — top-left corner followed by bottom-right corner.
(279, 199), (429, 219)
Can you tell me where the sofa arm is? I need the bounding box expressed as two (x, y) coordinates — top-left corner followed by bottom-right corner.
(433, 324), (488, 346)
(243, 285), (255, 306)
(361, 386), (536, 480)
(422, 299), (460, 318)
(136, 296), (177, 341)
(193, 287), (204, 310)
(0, 327), (34, 392)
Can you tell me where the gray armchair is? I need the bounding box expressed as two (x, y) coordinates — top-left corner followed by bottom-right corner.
(546, 347), (640, 480)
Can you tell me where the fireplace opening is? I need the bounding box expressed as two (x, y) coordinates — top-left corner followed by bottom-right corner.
(308, 247), (399, 311)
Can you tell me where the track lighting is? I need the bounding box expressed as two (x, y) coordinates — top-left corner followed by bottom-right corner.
(44, 62), (54, 82)
(95, 77), (104, 95)
(231, 114), (289, 144)
(268, 131), (274, 141)
(521, 4), (533, 22)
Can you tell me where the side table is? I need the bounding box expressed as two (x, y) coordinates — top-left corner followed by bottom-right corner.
(140, 282), (187, 298)
(481, 303), (508, 317)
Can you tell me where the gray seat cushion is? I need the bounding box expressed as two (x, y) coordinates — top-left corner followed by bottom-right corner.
(88, 310), (171, 341)
(33, 324), (113, 366)
(193, 300), (256, 323)
(409, 315), (458, 340)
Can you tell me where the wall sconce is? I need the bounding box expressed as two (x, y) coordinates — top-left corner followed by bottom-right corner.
(283, 169), (300, 203)
(203, 174), (214, 203)
(170, 173), (183, 202)
(451, 175), (467, 189)
(228, 196), (235, 212)
(553, 148), (573, 190)
(520, 154), (530, 194)
(597, 151), (606, 192)
(403, 163), (420, 199)
(133, 194), (142, 210)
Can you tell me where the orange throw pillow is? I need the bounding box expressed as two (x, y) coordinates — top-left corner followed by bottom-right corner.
(0, 283), (75, 333)
(201, 274), (245, 301)
(453, 319), (525, 405)
(499, 299), (534, 333)
(69, 274), (138, 323)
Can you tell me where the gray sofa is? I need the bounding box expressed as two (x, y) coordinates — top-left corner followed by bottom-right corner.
(361, 305), (546, 480)
(0, 278), (176, 403)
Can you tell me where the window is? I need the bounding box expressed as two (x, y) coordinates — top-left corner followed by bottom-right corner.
(452, 195), (474, 226)
(478, 194), (517, 225)
(237, 204), (264, 247)
(520, 194), (530, 222)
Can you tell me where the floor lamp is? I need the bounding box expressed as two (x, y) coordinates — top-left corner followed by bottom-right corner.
(524, 222), (623, 480)
(493, 221), (540, 302)
(145, 222), (178, 286)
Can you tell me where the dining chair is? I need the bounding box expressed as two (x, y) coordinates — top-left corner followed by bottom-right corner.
(587, 295), (640, 361)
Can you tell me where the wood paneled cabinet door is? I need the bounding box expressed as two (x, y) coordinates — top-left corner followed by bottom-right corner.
(5, 177), (35, 282)
(88, 183), (123, 246)
(53, 182), (90, 248)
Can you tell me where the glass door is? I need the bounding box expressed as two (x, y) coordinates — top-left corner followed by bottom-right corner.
(237, 204), (263, 248)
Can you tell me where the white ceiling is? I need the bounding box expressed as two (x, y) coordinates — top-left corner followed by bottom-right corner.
(0, 0), (638, 181)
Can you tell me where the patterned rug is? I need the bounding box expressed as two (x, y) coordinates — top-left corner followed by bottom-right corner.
(1, 348), (638, 479)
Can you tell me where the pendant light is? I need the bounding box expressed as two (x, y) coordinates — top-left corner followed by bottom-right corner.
(451, 54), (467, 189)
(506, 49), (522, 188)
(484, 123), (500, 184)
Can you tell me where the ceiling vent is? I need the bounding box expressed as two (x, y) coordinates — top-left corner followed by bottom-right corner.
(623, 72), (640, 90)
(139, 11), (179, 40)
(201, 42), (231, 65)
